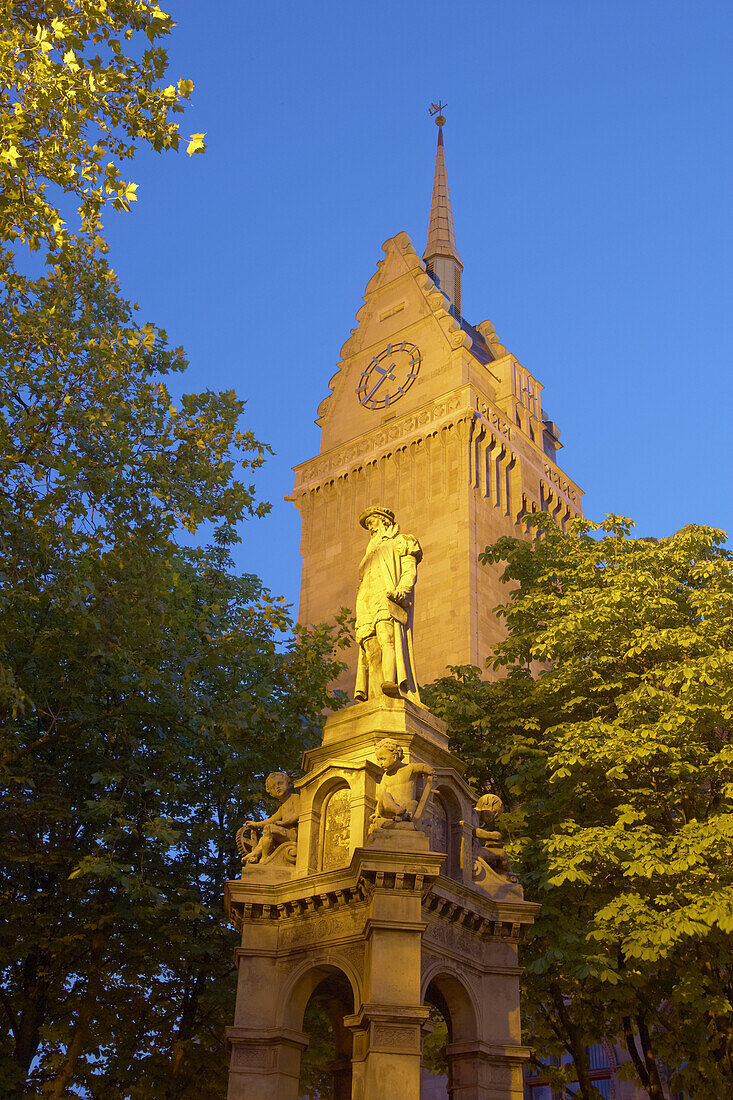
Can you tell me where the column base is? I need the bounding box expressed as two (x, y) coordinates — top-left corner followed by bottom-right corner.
(226, 1025), (308, 1100)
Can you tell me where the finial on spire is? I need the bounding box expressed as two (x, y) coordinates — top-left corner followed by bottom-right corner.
(429, 101), (448, 127)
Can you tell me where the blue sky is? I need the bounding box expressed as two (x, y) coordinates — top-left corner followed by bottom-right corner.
(104, 1), (733, 615)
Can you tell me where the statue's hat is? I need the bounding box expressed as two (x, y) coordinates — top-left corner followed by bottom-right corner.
(359, 506), (395, 529)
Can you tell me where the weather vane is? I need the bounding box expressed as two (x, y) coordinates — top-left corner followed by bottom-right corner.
(429, 101), (447, 126)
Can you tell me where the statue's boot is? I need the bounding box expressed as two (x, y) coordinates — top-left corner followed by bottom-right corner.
(381, 680), (400, 697)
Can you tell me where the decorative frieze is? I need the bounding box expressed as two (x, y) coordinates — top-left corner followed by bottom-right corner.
(543, 461), (579, 504)
(292, 393), (469, 493)
(475, 399), (513, 441)
(278, 907), (367, 948)
(372, 1025), (421, 1052)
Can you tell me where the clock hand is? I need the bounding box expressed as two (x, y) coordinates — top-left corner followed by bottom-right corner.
(364, 362), (397, 403)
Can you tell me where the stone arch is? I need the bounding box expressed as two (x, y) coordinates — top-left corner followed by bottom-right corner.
(423, 967), (485, 1099)
(305, 774), (353, 871)
(312, 773), (352, 817)
(282, 957), (360, 1100)
(430, 792), (450, 856)
(281, 954), (361, 1033)
(422, 965), (480, 1045)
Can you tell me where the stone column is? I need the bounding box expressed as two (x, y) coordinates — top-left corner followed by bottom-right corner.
(344, 856), (432, 1099)
(330, 1056), (353, 1099)
(345, 1004), (429, 1100)
(446, 1041), (527, 1100)
(226, 1025), (308, 1100)
(226, 928), (310, 1100)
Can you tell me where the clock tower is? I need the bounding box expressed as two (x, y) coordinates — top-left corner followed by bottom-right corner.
(290, 113), (582, 694)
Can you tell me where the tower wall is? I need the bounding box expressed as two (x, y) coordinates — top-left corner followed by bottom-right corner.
(290, 232), (582, 694)
(292, 387), (580, 692)
(293, 410), (475, 694)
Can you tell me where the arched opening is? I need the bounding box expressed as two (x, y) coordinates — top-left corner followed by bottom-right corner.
(430, 794), (449, 857)
(423, 972), (480, 1099)
(430, 787), (462, 879)
(294, 968), (355, 1100)
(421, 988), (450, 1098)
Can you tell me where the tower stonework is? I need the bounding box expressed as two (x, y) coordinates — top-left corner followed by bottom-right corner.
(291, 123), (582, 691)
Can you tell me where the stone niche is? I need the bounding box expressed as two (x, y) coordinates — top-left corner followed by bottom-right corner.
(224, 696), (538, 1100)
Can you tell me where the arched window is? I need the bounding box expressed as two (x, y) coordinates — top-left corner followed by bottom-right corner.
(430, 796), (449, 856)
(321, 786), (351, 872)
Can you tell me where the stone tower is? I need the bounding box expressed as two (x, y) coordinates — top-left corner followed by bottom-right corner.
(290, 114), (583, 692)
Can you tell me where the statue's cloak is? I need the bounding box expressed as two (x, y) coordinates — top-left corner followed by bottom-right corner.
(354, 524), (422, 702)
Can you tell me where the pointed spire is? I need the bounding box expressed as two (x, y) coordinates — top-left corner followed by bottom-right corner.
(424, 107), (463, 314)
(424, 110), (463, 269)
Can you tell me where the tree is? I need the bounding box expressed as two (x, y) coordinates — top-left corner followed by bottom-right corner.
(1, 5), (349, 1095)
(424, 515), (733, 1100)
(0, 227), (348, 1099)
(1, 0), (201, 251)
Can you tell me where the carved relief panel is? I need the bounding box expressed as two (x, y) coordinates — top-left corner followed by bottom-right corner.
(321, 785), (352, 872)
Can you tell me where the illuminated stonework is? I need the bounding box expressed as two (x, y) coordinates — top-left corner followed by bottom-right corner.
(291, 232), (582, 694)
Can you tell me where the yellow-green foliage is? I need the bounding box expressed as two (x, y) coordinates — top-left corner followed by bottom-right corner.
(425, 515), (733, 1100)
(0, 6), (349, 1097)
(0, 0), (202, 249)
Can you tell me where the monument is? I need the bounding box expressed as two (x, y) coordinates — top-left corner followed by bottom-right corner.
(224, 509), (538, 1099)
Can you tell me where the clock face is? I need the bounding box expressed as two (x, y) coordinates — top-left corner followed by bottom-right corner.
(356, 341), (421, 410)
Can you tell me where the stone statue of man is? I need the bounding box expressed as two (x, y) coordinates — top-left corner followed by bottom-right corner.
(354, 506), (422, 703)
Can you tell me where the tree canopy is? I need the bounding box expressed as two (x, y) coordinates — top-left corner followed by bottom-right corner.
(0, 207), (348, 1100)
(1, 0), (203, 251)
(424, 515), (733, 1100)
(1, 4), (348, 1096)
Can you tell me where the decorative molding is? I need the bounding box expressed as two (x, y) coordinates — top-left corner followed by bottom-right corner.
(543, 462), (579, 504)
(475, 399), (513, 441)
(230, 1046), (270, 1070)
(293, 395), (469, 493)
(360, 867), (428, 893)
(372, 1024), (420, 1051)
(379, 301), (405, 322)
(448, 327), (471, 350)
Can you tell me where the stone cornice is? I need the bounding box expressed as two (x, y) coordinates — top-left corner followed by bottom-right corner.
(291, 385), (582, 508)
(424, 876), (539, 939)
(225, 847), (445, 927)
(542, 460), (580, 504)
(293, 389), (472, 494)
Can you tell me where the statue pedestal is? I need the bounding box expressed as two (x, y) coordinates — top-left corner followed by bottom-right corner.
(225, 698), (537, 1099)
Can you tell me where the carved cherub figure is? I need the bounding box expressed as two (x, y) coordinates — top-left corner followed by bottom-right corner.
(369, 738), (434, 832)
(474, 787), (513, 877)
(237, 771), (300, 867)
